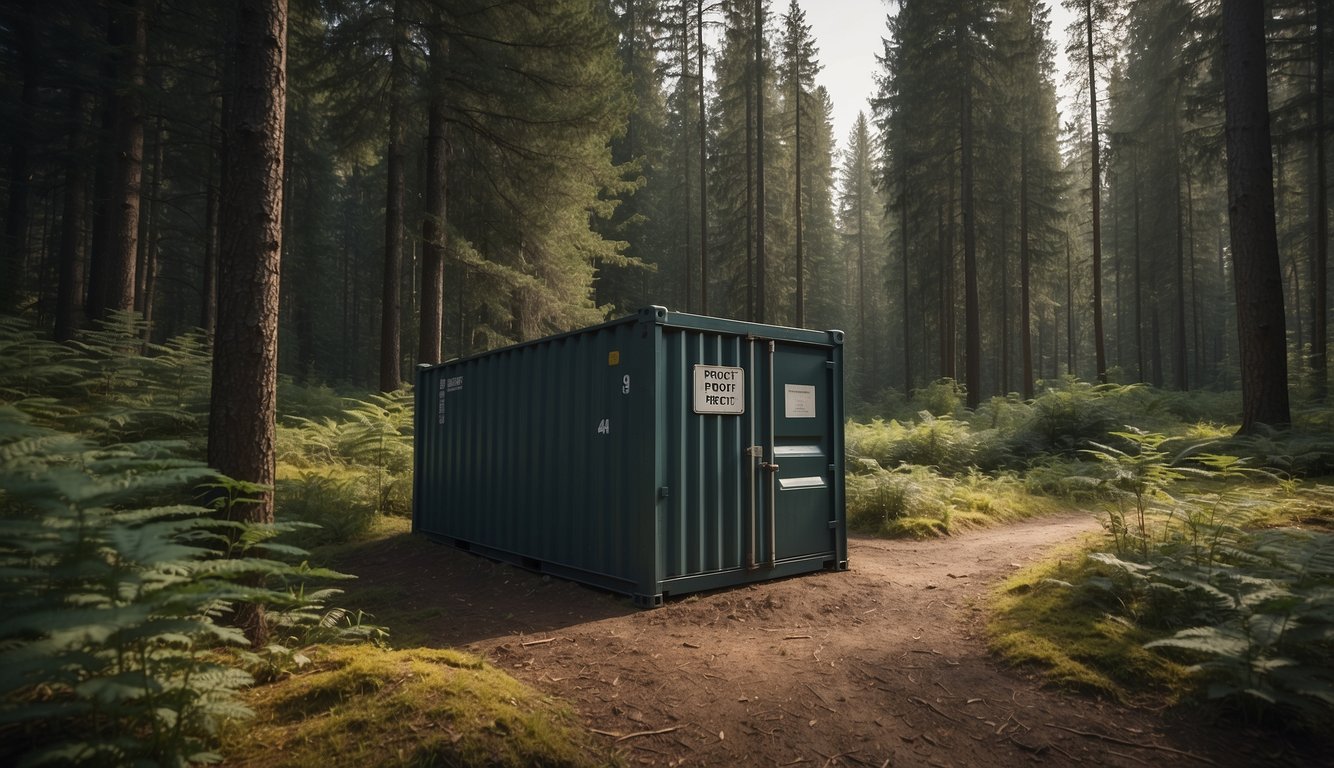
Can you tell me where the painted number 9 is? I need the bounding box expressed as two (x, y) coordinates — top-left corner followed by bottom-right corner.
(621, 374), (631, 395)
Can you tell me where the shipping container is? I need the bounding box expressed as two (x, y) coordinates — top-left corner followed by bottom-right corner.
(413, 306), (847, 606)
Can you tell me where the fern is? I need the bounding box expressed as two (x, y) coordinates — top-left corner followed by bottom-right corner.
(0, 408), (381, 766)
(1073, 433), (1334, 730)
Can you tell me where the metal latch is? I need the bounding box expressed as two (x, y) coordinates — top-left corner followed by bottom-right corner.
(761, 462), (780, 473)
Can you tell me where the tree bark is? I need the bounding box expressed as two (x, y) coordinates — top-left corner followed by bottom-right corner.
(746, 57), (754, 321)
(698, 0), (709, 315)
(140, 118), (164, 343)
(419, 36), (448, 366)
(1174, 130), (1188, 391)
(201, 122), (220, 335)
(104, 0), (148, 317)
(1222, 0), (1290, 431)
(3, 0), (38, 313)
(793, 34), (804, 327)
(379, 0), (407, 391)
(900, 165), (912, 394)
(208, 0), (287, 646)
(681, 0), (692, 313)
(1085, 0), (1108, 383)
(755, 0), (766, 324)
(1312, 0), (1328, 401)
(56, 84), (93, 341)
(1020, 135), (1033, 399)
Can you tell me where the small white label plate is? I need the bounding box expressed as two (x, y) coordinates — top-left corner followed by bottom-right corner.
(784, 384), (816, 419)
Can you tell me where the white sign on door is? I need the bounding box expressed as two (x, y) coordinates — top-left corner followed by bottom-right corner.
(784, 384), (816, 418)
(693, 365), (745, 414)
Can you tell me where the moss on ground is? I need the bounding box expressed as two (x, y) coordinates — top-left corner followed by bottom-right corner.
(221, 645), (615, 767)
(987, 541), (1193, 702)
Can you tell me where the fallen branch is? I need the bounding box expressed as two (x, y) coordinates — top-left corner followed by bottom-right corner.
(520, 637), (554, 647)
(1044, 724), (1215, 765)
(908, 695), (958, 723)
(615, 726), (680, 742)
(785, 634), (813, 640)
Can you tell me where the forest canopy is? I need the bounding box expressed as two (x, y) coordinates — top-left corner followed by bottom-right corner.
(0, 0), (1328, 416)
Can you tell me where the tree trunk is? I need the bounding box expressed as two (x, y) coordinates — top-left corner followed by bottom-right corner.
(1222, 0), (1290, 431)
(201, 122), (220, 335)
(56, 85), (93, 341)
(419, 37), (448, 366)
(1174, 133), (1188, 391)
(900, 167), (912, 394)
(959, 46), (979, 410)
(698, 0), (709, 315)
(938, 202), (948, 378)
(746, 66), (754, 321)
(379, 0), (407, 392)
(3, 0), (38, 313)
(1020, 137), (1033, 399)
(1085, 0), (1108, 383)
(140, 118), (164, 343)
(755, 0), (766, 324)
(1000, 205), (1009, 394)
(1312, 0), (1328, 401)
(1132, 149), (1145, 382)
(104, 0), (148, 317)
(208, 0), (288, 646)
(680, 1), (692, 313)
(1066, 233), (1075, 377)
(793, 44), (804, 327)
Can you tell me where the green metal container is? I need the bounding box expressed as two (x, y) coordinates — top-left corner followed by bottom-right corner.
(413, 306), (847, 606)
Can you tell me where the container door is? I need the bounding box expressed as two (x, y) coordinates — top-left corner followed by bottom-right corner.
(768, 342), (837, 560)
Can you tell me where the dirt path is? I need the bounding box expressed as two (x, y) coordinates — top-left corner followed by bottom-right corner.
(339, 514), (1308, 767)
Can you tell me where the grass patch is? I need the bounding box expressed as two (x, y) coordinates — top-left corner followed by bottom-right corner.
(222, 645), (613, 768)
(988, 542), (1193, 701)
(846, 463), (1066, 538)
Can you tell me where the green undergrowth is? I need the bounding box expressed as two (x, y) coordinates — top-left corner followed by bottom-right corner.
(845, 377), (1334, 538)
(221, 645), (614, 768)
(845, 463), (1064, 538)
(988, 429), (1334, 734)
(989, 544), (1194, 701)
(275, 390), (414, 546)
(1, 313), (613, 766)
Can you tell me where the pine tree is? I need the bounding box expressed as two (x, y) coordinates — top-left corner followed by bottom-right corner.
(1221, 0), (1291, 430)
(208, 0), (288, 644)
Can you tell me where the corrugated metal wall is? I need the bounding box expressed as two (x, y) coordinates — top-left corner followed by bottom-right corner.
(414, 308), (846, 605)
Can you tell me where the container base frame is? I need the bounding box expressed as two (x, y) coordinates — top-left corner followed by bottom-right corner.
(422, 532), (846, 609)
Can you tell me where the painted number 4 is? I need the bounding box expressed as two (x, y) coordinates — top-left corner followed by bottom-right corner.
(596, 418), (611, 435)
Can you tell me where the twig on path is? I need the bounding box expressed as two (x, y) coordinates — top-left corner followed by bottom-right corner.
(614, 726), (680, 742)
(785, 634), (813, 640)
(1047, 742), (1084, 762)
(804, 682), (831, 705)
(520, 637), (554, 647)
(908, 695), (958, 723)
(592, 725), (682, 741)
(1044, 723), (1216, 765)
(778, 758), (807, 766)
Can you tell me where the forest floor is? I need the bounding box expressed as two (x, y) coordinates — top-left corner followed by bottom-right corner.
(334, 514), (1321, 767)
